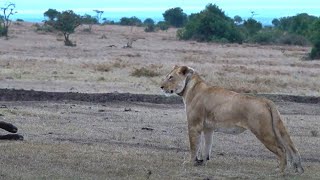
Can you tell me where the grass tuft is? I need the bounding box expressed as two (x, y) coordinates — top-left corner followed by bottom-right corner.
(131, 67), (160, 77)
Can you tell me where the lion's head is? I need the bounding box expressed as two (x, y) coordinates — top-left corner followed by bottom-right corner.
(160, 65), (194, 95)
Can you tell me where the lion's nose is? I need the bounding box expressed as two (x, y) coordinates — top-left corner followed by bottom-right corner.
(160, 86), (164, 89)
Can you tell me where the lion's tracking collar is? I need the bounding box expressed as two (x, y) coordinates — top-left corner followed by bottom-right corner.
(177, 67), (194, 96)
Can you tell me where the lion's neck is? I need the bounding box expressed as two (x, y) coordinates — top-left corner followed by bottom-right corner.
(181, 73), (206, 102)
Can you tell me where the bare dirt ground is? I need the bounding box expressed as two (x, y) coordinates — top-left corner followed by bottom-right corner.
(0, 23), (319, 179)
(0, 97), (319, 179)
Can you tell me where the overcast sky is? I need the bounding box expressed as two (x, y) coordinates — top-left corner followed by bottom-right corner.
(6, 0), (320, 22)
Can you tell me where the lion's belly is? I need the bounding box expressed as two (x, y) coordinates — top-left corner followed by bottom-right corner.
(214, 126), (246, 135)
(204, 118), (247, 135)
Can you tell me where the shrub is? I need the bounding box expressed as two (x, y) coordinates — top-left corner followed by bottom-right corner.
(33, 23), (55, 33)
(0, 3), (16, 37)
(277, 13), (318, 38)
(16, 18), (24, 22)
(278, 34), (309, 46)
(144, 24), (156, 32)
(157, 21), (169, 31)
(243, 18), (262, 35)
(310, 39), (320, 60)
(248, 30), (281, 45)
(80, 14), (98, 32)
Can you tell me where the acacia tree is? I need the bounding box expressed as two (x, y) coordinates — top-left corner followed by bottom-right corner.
(93, 10), (103, 23)
(0, 2), (16, 37)
(47, 10), (81, 46)
(44, 8), (60, 21)
(81, 14), (98, 32)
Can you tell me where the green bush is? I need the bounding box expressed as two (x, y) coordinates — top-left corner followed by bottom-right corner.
(310, 39), (320, 60)
(248, 30), (281, 45)
(243, 18), (262, 35)
(157, 21), (169, 31)
(144, 24), (155, 32)
(0, 24), (4, 36)
(278, 34), (309, 46)
(177, 4), (243, 43)
(34, 23), (55, 33)
(277, 13), (317, 38)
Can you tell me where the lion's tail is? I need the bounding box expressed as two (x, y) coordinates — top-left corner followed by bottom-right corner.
(267, 100), (304, 174)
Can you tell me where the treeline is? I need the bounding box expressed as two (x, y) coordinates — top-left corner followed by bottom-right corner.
(174, 4), (320, 59)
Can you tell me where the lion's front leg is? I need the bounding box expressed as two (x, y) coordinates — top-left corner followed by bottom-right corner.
(203, 128), (214, 162)
(188, 124), (203, 166)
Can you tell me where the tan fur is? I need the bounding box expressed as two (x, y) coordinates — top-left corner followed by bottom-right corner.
(161, 65), (304, 174)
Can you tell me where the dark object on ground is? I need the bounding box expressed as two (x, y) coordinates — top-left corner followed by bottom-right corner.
(0, 121), (24, 140)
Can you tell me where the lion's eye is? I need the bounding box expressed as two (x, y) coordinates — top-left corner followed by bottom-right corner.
(168, 76), (173, 80)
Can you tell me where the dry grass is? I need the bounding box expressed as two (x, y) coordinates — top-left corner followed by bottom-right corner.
(131, 67), (160, 77)
(1, 22), (320, 95)
(311, 130), (318, 137)
(94, 63), (111, 72)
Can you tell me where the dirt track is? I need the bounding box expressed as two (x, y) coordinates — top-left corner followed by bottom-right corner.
(0, 90), (319, 179)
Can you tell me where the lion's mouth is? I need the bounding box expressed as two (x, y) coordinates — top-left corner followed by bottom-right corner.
(162, 89), (174, 94)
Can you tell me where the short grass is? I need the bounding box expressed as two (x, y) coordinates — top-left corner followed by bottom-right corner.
(0, 101), (319, 179)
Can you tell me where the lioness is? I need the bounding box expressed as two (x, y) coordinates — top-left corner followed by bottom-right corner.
(160, 65), (303, 174)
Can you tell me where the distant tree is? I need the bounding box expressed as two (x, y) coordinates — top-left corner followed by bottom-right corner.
(44, 9), (60, 21)
(177, 4), (243, 43)
(120, 16), (142, 26)
(234, 15), (243, 25)
(163, 7), (187, 27)
(81, 14), (98, 32)
(243, 18), (262, 35)
(93, 10), (104, 23)
(0, 2), (17, 37)
(272, 18), (280, 27)
(143, 18), (154, 25)
(47, 10), (81, 46)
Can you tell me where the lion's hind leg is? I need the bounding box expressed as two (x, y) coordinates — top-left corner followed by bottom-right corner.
(278, 123), (304, 174)
(250, 128), (287, 173)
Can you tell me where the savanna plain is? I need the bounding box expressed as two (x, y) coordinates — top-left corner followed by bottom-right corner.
(0, 23), (319, 179)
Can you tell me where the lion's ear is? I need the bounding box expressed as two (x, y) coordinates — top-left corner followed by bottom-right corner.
(173, 65), (179, 69)
(179, 66), (194, 76)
